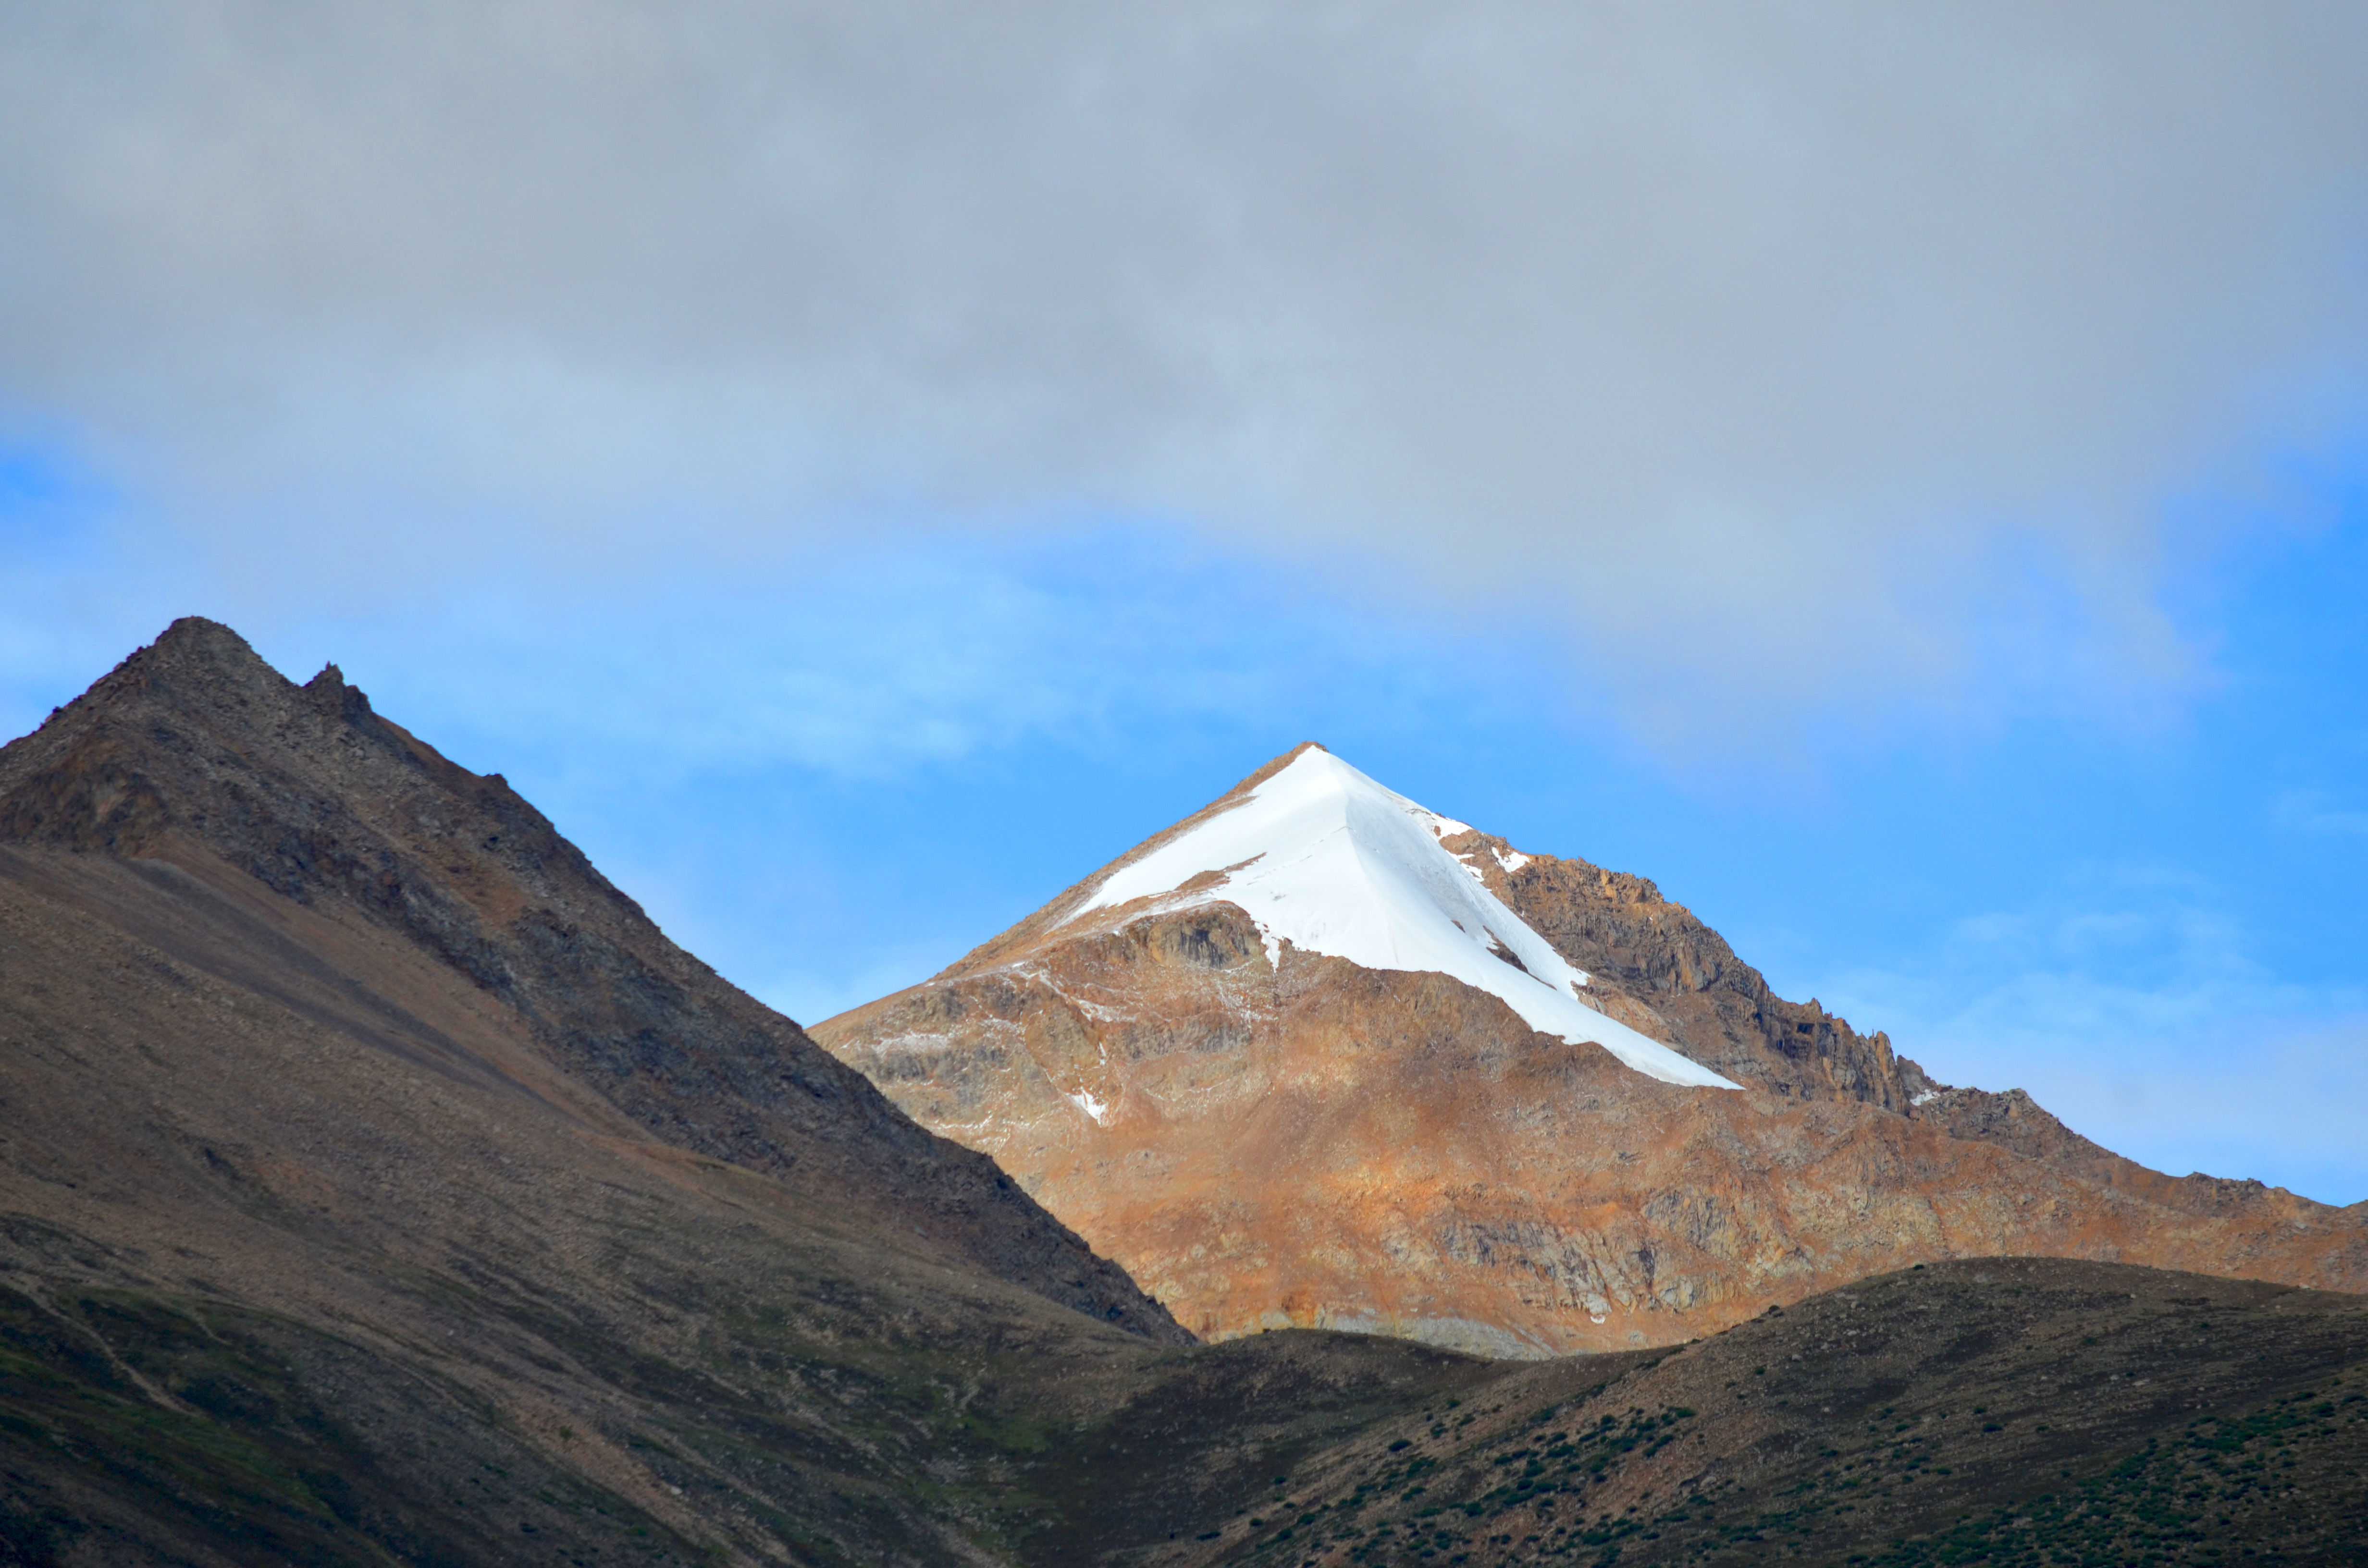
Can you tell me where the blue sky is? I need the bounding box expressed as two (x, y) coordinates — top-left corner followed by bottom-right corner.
(4, 5), (2366, 1203)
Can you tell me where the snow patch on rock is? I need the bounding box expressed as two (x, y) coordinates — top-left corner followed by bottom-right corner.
(1066, 748), (1738, 1090)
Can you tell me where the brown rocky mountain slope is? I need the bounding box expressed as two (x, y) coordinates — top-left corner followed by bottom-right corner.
(0, 837), (1171, 1565)
(0, 617), (1174, 1341)
(1430, 823), (1912, 1107)
(0, 618), (1227, 1563)
(816, 744), (2368, 1357)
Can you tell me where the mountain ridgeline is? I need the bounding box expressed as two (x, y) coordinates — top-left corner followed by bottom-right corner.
(1, 623), (2362, 1568)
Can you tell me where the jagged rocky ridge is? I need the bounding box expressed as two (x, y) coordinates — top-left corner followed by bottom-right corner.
(1442, 826), (1914, 1105)
(818, 744), (2368, 1357)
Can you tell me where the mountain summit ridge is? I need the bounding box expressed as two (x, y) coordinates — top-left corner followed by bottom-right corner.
(1054, 746), (1735, 1089)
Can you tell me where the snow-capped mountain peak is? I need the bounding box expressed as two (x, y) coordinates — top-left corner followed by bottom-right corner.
(1064, 747), (1737, 1090)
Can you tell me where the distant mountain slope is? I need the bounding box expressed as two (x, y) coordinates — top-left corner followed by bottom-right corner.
(1417, 805), (2336, 1221)
(0, 617), (1178, 1341)
(817, 745), (2368, 1356)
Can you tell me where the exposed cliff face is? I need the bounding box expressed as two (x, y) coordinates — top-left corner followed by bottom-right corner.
(1442, 831), (1914, 1107)
(817, 746), (2368, 1357)
(0, 617), (1181, 1343)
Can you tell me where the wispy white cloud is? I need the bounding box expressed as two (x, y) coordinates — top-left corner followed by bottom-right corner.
(1819, 866), (2368, 1204)
(2270, 787), (2368, 838)
(250, 532), (1484, 789)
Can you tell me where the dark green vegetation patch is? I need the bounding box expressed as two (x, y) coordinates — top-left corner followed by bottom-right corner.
(0, 1281), (687, 1567)
(1168, 1261), (2368, 1568)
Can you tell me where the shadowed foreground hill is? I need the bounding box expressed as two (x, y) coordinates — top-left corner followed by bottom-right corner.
(0, 619), (1204, 1563)
(0, 617), (1174, 1340)
(1123, 1258), (2368, 1568)
(1, 622), (2363, 1566)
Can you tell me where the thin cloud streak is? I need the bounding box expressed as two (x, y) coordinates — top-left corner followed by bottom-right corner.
(243, 532), (1493, 788)
(1818, 868), (2368, 1204)
(2271, 788), (2368, 838)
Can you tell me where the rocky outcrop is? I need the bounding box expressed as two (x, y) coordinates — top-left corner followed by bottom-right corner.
(1444, 832), (1913, 1106)
(0, 617), (1184, 1342)
(816, 747), (2368, 1356)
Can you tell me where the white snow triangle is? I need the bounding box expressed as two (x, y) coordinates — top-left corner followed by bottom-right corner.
(1066, 748), (1739, 1090)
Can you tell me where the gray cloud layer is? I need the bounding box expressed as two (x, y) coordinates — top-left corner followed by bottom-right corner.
(6, 2), (2366, 731)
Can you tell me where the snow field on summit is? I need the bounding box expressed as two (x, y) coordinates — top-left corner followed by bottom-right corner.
(1069, 748), (1739, 1090)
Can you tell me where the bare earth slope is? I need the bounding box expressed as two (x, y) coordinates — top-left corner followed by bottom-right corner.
(0, 618), (1244, 1564)
(0, 842), (1174, 1565)
(0, 617), (1175, 1341)
(816, 745), (2368, 1357)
